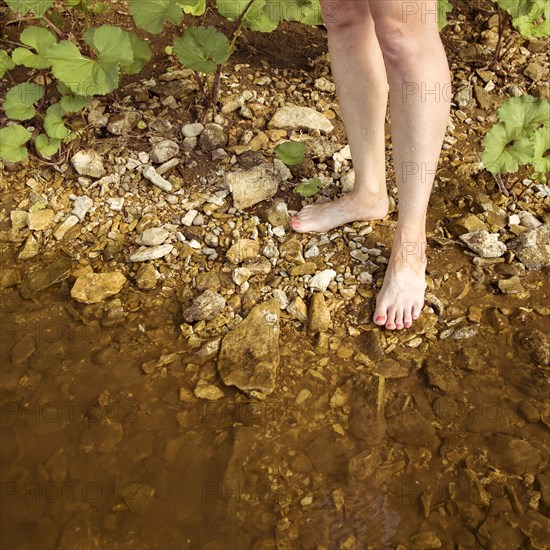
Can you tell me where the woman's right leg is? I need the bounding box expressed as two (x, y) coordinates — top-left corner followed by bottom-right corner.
(289, 0), (390, 233)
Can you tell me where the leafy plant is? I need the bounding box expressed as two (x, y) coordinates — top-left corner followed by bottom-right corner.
(481, 95), (549, 193)
(295, 177), (323, 197)
(275, 141), (305, 166)
(438, 0), (453, 30)
(495, 0), (549, 37)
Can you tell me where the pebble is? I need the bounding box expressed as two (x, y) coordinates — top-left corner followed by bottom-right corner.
(128, 244), (174, 262)
(54, 215), (80, 240)
(27, 209), (55, 231)
(459, 230), (506, 258)
(183, 290), (226, 322)
(308, 269), (336, 292)
(108, 197), (124, 211)
(268, 105), (334, 133)
(194, 380), (224, 400)
(308, 292), (331, 333)
(142, 165), (173, 192)
(71, 196), (93, 222)
(71, 271), (126, 304)
(71, 150), (106, 178)
(150, 139), (179, 164)
(136, 227), (170, 246)
(182, 122), (204, 138)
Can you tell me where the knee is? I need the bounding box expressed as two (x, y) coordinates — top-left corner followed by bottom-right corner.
(320, 0), (369, 33)
(374, 19), (425, 67)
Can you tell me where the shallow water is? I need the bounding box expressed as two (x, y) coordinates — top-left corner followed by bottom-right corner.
(1, 234), (549, 549)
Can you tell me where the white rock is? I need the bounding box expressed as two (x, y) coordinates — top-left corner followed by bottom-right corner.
(338, 144), (352, 160)
(232, 267), (251, 286)
(108, 197), (125, 211)
(308, 269), (337, 291)
(272, 288), (289, 310)
(268, 105), (334, 133)
(518, 211), (542, 229)
(357, 271), (373, 285)
(224, 163), (280, 210)
(150, 139), (179, 164)
(304, 245), (320, 258)
(272, 226), (286, 238)
(138, 151), (150, 164)
(507, 214), (521, 226)
(273, 158), (292, 181)
(350, 250), (369, 262)
(262, 239), (279, 259)
(459, 230), (506, 258)
(71, 150), (106, 178)
(182, 122), (204, 138)
(54, 215), (80, 240)
(142, 165), (173, 192)
(181, 209), (198, 226)
(136, 227), (170, 246)
(71, 196), (93, 222)
(129, 244), (174, 262)
(314, 77), (336, 93)
(188, 239), (201, 249)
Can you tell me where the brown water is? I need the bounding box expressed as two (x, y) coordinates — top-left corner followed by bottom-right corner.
(1, 242), (549, 550)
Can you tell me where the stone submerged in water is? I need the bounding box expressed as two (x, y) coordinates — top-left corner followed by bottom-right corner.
(71, 271), (126, 304)
(182, 289), (226, 322)
(217, 299), (280, 398)
(19, 256), (72, 299)
(459, 230), (506, 258)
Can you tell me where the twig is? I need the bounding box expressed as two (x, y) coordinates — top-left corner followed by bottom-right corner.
(494, 5), (506, 62)
(42, 16), (67, 40)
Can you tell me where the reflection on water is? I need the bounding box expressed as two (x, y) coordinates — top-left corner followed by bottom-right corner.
(1, 249), (549, 549)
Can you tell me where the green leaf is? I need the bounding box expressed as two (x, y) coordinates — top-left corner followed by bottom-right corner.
(35, 133), (61, 158)
(173, 26), (231, 74)
(0, 50), (15, 78)
(497, 95), (550, 133)
(275, 141), (305, 166)
(497, 0), (549, 37)
(532, 126), (550, 173)
(47, 40), (119, 96)
(294, 176), (323, 197)
(5, 0), (55, 16)
(60, 94), (92, 112)
(127, 0), (183, 34)
(11, 26), (56, 69)
(438, 0), (453, 30)
(44, 103), (72, 140)
(121, 32), (152, 75)
(92, 2), (109, 13)
(177, 0), (206, 16)
(0, 125), (31, 162)
(481, 122), (534, 174)
(3, 83), (44, 120)
(83, 25), (134, 66)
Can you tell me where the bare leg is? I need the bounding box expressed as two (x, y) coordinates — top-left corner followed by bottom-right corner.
(289, 0), (390, 234)
(369, 0), (451, 329)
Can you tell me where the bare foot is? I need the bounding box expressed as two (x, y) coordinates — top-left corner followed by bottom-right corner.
(289, 191), (389, 234)
(373, 234), (427, 330)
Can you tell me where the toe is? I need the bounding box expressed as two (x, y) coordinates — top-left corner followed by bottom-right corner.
(412, 302), (423, 320)
(373, 302), (387, 326)
(385, 306), (397, 330)
(403, 305), (413, 328)
(394, 307), (404, 330)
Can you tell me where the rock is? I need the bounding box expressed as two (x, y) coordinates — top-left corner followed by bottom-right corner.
(10, 210), (28, 230)
(54, 215), (80, 240)
(0, 268), (21, 290)
(314, 77), (336, 93)
(280, 238), (304, 263)
(107, 111), (140, 135)
(487, 436), (542, 475)
(518, 328), (549, 365)
(459, 230), (506, 258)
(18, 235), (40, 260)
(387, 410), (438, 447)
(409, 532), (442, 549)
(517, 211), (542, 229)
(128, 244), (174, 262)
(232, 267), (251, 286)
(142, 165), (173, 192)
(341, 169), (355, 192)
(225, 163), (280, 210)
(217, 299), (280, 398)
(497, 276), (529, 297)
(308, 293), (331, 333)
(308, 269), (336, 291)
(108, 197), (124, 211)
(88, 109), (108, 127)
(266, 201), (291, 227)
(194, 380), (224, 400)
(71, 272), (126, 304)
(199, 123), (227, 150)
(273, 158), (292, 181)
(136, 227), (170, 246)
(424, 358), (460, 393)
(524, 62), (547, 83)
(454, 83), (472, 108)
(520, 510), (550, 550)
(348, 450), (377, 481)
(473, 85), (492, 109)
(448, 214), (487, 236)
(71, 150), (106, 178)
(268, 105), (334, 133)
(71, 196), (93, 222)
(226, 239), (260, 264)
(25, 211), (52, 234)
(134, 264), (160, 290)
(150, 139), (179, 163)
(183, 290), (226, 322)
(182, 122), (204, 137)
(507, 224), (550, 270)
(19, 256), (72, 299)
(272, 288), (289, 310)
(287, 296), (308, 323)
